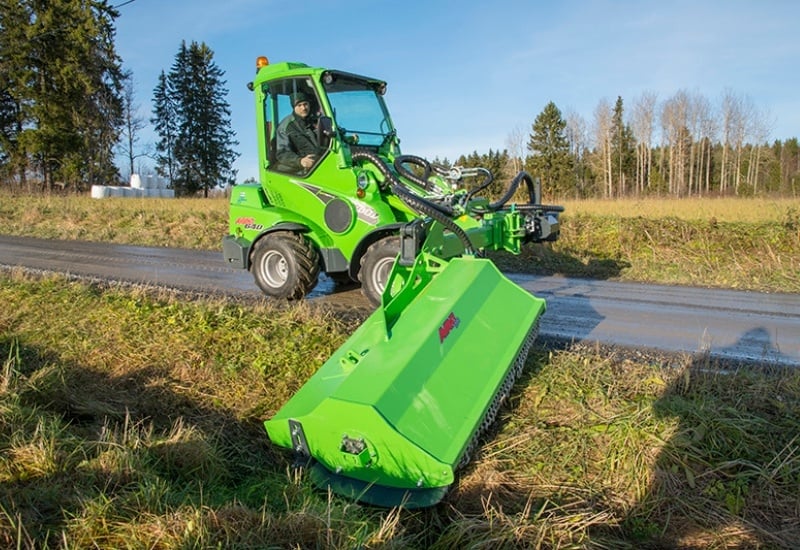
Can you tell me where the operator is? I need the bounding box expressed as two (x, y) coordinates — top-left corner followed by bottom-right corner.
(276, 92), (322, 173)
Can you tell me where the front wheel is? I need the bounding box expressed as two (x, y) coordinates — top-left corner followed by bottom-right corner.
(360, 236), (400, 307)
(250, 232), (320, 300)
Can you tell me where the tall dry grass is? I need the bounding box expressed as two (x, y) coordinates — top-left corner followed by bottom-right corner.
(1, 272), (799, 548)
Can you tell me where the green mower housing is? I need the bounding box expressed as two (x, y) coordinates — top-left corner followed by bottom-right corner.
(264, 255), (545, 508)
(266, 194), (562, 507)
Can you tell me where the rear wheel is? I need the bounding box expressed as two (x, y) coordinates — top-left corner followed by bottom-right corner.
(251, 232), (320, 300)
(360, 236), (401, 307)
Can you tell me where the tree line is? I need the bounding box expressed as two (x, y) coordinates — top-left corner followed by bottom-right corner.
(457, 93), (799, 199)
(1, 2), (797, 198)
(0, 1), (237, 196)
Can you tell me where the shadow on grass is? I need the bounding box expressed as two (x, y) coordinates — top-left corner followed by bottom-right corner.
(0, 336), (290, 547)
(623, 332), (800, 549)
(489, 243), (631, 280)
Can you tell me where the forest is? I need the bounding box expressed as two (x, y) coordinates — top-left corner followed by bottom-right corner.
(456, 95), (800, 199)
(1, 2), (798, 199)
(0, 1), (236, 197)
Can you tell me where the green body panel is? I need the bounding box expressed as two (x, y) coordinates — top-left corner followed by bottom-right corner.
(225, 59), (429, 275)
(264, 256), (545, 491)
(228, 176), (413, 264)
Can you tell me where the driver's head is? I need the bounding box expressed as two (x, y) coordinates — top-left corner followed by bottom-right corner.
(291, 92), (311, 118)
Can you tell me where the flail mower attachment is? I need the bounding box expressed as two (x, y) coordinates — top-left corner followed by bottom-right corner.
(265, 169), (561, 508)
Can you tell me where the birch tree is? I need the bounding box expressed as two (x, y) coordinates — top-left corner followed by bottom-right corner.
(564, 109), (590, 197)
(504, 124), (526, 174)
(119, 71), (148, 181)
(592, 98), (613, 197)
(661, 91), (691, 196)
(630, 91), (657, 195)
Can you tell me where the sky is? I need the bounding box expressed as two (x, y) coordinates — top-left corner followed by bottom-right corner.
(112, 0), (800, 182)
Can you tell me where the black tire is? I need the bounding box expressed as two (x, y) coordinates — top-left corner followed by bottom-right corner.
(360, 236), (400, 307)
(250, 232), (320, 300)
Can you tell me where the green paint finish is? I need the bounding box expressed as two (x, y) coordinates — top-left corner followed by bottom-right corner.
(265, 257), (545, 493)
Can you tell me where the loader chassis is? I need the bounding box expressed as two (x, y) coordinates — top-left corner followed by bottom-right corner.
(224, 60), (423, 303)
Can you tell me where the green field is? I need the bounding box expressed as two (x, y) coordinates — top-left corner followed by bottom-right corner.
(1, 194), (799, 548)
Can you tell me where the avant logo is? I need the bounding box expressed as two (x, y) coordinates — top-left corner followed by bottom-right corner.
(438, 312), (461, 343)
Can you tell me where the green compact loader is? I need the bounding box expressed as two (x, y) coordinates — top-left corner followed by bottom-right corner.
(223, 56), (550, 305)
(228, 57), (563, 507)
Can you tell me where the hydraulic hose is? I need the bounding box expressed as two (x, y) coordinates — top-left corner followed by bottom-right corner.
(393, 155), (433, 190)
(391, 182), (475, 255)
(351, 150), (474, 254)
(463, 167), (493, 204)
(351, 150), (455, 217)
(395, 156), (494, 206)
(489, 171), (539, 211)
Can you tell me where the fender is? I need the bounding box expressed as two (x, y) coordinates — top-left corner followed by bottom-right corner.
(223, 222), (310, 271)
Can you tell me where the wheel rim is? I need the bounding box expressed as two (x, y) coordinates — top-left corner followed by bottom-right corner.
(261, 250), (288, 288)
(371, 256), (395, 295)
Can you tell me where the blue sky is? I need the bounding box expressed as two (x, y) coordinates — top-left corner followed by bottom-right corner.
(113, 0), (800, 181)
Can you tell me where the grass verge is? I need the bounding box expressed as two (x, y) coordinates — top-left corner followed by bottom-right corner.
(2, 272), (798, 548)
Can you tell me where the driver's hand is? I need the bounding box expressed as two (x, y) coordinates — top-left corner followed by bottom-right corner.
(300, 155), (316, 169)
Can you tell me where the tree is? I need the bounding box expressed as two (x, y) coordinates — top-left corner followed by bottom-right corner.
(152, 41), (238, 196)
(630, 91), (657, 195)
(505, 124), (526, 174)
(526, 101), (573, 196)
(661, 91), (692, 196)
(775, 137), (800, 196)
(611, 96), (636, 197)
(719, 90), (753, 195)
(592, 98), (614, 197)
(119, 71), (148, 181)
(564, 109), (591, 198)
(0, 0), (32, 187)
(691, 93), (716, 196)
(151, 70), (177, 186)
(0, 0), (124, 190)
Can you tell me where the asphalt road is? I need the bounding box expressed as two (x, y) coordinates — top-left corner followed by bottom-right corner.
(2, 234), (798, 366)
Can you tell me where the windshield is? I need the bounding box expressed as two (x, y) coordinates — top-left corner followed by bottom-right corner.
(323, 75), (393, 147)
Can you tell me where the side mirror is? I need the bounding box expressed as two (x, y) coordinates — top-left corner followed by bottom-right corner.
(317, 116), (334, 140)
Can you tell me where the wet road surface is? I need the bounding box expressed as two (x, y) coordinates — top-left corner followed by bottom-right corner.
(2, 234), (798, 366)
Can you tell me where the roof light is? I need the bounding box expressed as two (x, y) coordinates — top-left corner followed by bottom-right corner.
(256, 56), (269, 70)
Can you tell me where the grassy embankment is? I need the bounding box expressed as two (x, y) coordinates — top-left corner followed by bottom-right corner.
(1, 193), (798, 292)
(1, 193), (799, 548)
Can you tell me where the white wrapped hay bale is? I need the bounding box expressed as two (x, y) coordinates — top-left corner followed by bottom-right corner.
(90, 185), (109, 199)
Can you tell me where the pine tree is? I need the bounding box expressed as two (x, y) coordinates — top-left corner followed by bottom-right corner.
(611, 96), (636, 196)
(526, 101), (573, 196)
(151, 70), (178, 186)
(153, 41), (238, 196)
(0, 0), (123, 190)
(0, 0), (32, 186)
